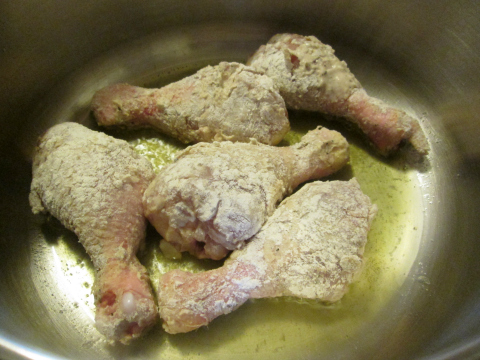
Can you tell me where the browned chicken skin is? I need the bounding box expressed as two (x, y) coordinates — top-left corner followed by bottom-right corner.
(247, 33), (429, 155)
(157, 179), (377, 334)
(29, 122), (158, 344)
(91, 62), (290, 146)
(143, 127), (349, 260)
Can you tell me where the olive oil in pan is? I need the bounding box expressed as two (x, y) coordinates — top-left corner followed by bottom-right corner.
(122, 122), (422, 357)
(40, 120), (422, 358)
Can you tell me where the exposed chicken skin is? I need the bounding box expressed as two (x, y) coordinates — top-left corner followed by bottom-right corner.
(247, 33), (429, 155)
(29, 122), (157, 344)
(143, 127), (349, 260)
(91, 62), (290, 146)
(157, 178), (377, 334)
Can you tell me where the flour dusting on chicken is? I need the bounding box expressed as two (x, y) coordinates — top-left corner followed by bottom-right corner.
(29, 122), (158, 344)
(157, 179), (377, 334)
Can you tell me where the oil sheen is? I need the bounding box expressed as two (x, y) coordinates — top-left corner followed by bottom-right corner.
(47, 120), (422, 359)
(126, 120), (422, 358)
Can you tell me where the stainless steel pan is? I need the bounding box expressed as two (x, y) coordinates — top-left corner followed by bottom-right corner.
(1, 1), (480, 359)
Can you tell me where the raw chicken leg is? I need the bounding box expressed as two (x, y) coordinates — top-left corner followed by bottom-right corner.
(247, 33), (429, 155)
(91, 62), (290, 146)
(157, 178), (377, 334)
(143, 127), (349, 260)
(29, 122), (158, 344)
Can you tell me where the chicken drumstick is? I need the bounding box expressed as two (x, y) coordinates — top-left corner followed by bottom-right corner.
(143, 127), (349, 260)
(247, 33), (429, 155)
(157, 178), (377, 334)
(29, 122), (157, 344)
(92, 62), (290, 146)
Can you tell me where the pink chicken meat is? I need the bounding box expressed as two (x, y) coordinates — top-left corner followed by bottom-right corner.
(247, 33), (429, 155)
(157, 178), (377, 334)
(29, 122), (158, 344)
(91, 62), (290, 145)
(143, 127), (349, 260)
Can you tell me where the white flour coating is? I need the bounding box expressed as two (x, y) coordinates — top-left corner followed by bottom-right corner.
(143, 127), (349, 260)
(29, 122), (155, 268)
(157, 178), (377, 334)
(248, 33), (429, 155)
(247, 33), (361, 112)
(236, 179), (377, 301)
(92, 62), (290, 145)
(29, 122), (158, 344)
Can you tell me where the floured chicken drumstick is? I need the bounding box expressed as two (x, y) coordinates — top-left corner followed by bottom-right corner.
(247, 34), (429, 155)
(91, 62), (290, 145)
(158, 178), (377, 333)
(143, 127), (348, 260)
(29, 122), (157, 344)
